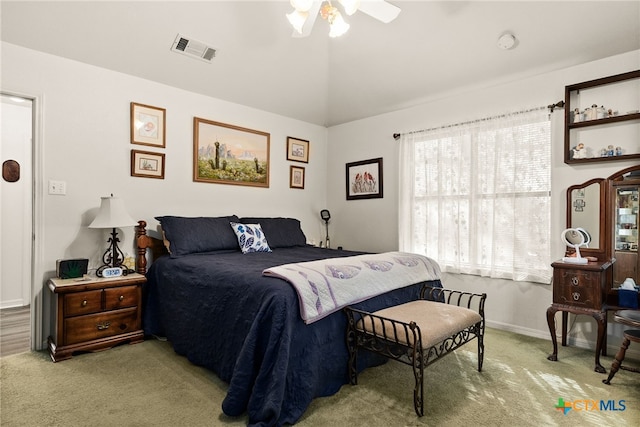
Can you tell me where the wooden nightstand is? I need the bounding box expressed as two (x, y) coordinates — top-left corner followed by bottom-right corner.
(47, 273), (145, 362)
(546, 259), (614, 373)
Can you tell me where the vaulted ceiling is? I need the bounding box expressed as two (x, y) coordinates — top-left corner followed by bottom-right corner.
(2, 1), (639, 127)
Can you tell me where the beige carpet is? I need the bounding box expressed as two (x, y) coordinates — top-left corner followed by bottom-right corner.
(1, 328), (638, 426)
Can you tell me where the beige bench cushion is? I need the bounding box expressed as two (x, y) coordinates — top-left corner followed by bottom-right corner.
(357, 300), (482, 349)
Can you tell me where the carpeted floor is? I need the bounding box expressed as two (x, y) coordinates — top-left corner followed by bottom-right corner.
(1, 328), (638, 426)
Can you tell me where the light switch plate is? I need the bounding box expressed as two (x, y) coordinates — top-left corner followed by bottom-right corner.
(48, 180), (66, 195)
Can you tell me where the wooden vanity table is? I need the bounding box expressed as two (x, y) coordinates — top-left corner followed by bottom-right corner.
(547, 164), (640, 373)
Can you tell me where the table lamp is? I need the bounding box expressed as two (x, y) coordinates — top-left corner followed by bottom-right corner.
(88, 194), (137, 277)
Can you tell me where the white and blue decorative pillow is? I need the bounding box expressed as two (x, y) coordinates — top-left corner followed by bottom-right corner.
(230, 222), (272, 254)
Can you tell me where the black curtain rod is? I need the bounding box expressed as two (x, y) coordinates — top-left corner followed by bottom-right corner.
(393, 101), (564, 141)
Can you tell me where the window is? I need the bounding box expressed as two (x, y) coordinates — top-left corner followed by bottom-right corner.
(399, 109), (551, 283)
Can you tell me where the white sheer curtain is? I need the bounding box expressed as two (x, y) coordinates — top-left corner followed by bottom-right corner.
(399, 108), (552, 283)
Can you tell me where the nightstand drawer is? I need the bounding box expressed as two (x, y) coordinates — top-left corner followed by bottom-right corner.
(64, 290), (102, 317)
(553, 269), (600, 309)
(64, 307), (138, 345)
(104, 285), (138, 310)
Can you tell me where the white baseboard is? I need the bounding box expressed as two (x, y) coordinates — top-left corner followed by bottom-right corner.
(0, 299), (27, 310)
(487, 319), (640, 360)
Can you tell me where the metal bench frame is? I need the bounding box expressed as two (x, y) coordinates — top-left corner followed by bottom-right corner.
(344, 285), (486, 416)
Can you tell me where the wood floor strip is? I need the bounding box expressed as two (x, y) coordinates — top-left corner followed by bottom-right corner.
(0, 305), (31, 357)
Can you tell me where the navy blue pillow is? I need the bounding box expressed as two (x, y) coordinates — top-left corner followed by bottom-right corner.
(155, 215), (240, 257)
(239, 217), (307, 248)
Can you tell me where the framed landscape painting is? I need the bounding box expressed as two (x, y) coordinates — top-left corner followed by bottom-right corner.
(345, 157), (383, 200)
(193, 118), (270, 187)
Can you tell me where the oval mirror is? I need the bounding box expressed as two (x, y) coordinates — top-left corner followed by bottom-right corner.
(561, 227), (589, 264)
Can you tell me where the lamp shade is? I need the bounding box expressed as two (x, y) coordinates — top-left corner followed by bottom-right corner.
(339, 0), (360, 15)
(328, 11), (349, 37)
(88, 195), (137, 229)
(290, 0), (313, 12)
(286, 9), (309, 34)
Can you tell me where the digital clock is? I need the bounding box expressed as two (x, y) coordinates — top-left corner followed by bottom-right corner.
(102, 267), (123, 278)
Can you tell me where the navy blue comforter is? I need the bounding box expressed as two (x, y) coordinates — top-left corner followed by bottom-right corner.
(143, 246), (440, 426)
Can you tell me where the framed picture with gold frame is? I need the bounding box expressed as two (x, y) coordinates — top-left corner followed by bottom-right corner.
(286, 137), (309, 163)
(131, 150), (165, 179)
(130, 102), (166, 148)
(193, 117), (270, 187)
(289, 165), (305, 189)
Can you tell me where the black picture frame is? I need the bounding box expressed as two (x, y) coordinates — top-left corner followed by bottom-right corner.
(345, 157), (383, 200)
(289, 165), (305, 189)
(286, 137), (309, 163)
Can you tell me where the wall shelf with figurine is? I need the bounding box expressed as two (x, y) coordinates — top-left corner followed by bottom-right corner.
(564, 70), (640, 164)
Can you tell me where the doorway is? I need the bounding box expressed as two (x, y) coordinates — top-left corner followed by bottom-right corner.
(1, 93), (34, 355)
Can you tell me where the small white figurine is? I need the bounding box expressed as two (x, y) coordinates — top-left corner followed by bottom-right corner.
(573, 108), (582, 123)
(572, 143), (587, 159)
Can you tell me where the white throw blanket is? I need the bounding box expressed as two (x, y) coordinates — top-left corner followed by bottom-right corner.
(263, 251), (441, 324)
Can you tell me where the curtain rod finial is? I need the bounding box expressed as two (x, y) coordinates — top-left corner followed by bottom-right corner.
(393, 133), (401, 141)
(548, 100), (565, 112)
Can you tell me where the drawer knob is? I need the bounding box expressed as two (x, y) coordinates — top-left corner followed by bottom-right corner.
(572, 292), (581, 301)
(96, 321), (111, 331)
(119, 295), (124, 302)
(81, 300), (87, 307)
(571, 276), (579, 286)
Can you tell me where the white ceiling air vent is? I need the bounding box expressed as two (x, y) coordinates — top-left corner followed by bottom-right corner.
(171, 34), (216, 63)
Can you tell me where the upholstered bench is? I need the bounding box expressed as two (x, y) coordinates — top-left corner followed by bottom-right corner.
(344, 285), (486, 416)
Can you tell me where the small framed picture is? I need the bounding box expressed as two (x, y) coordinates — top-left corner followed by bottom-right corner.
(131, 150), (165, 179)
(290, 165), (305, 189)
(345, 157), (383, 200)
(131, 102), (166, 148)
(286, 137), (309, 163)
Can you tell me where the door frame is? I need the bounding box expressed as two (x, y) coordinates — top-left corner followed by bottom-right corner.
(1, 90), (44, 351)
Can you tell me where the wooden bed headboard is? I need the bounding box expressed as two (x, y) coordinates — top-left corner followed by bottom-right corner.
(135, 220), (168, 274)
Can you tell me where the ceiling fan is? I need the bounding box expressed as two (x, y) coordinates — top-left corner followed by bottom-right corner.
(287, 0), (401, 38)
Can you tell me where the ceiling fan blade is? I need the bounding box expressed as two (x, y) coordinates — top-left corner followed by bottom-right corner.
(358, 0), (401, 23)
(292, 1), (322, 38)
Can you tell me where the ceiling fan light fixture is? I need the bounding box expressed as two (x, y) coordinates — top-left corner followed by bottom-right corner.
(287, 9), (309, 34)
(288, 0), (397, 38)
(290, 0), (314, 12)
(328, 11), (350, 37)
(320, 3), (337, 21)
(320, 3), (350, 37)
(339, 0), (361, 16)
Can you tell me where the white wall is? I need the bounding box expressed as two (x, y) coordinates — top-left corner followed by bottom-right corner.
(327, 50), (640, 353)
(1, 42), (330, 347)
(3, 40), (639, 355)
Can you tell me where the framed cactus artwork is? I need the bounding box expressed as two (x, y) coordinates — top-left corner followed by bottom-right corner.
(193, 117), (270, 188)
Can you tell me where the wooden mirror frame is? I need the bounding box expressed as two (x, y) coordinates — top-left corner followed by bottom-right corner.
(606, 164), (640, 260)
(566, 165), (640, 263)
(566, 178), (606, 260)
(606, 164), (640, 183)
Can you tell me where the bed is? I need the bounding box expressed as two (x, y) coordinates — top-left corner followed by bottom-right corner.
(135, 216), (442, 426)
